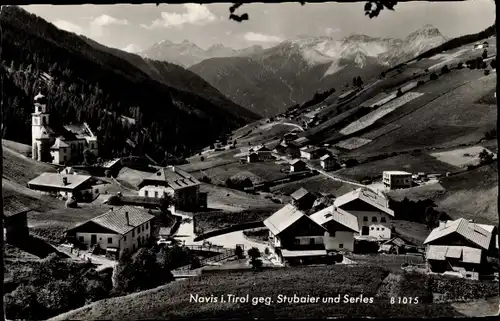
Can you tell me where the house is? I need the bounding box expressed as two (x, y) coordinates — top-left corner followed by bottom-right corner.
(424, 218), (497, 277)
(383, 171), (412, 189)
(320, 154), (337, 171)
(27, 172), (99, 202)
(309, 206), (359, 252)
(289, 159), (307, 172)
(3, 196), (30, 243)
(66, 206), (155, 258)
(138, 166), (206, 211)
(379, 237), (416, 254)
(334, 188), (394, 239)
(292, 137), (310, 148)
(300, 146), (324, 160)
(264, 204), (329, 265)
(284, 132), (298, 143)
(274, 141), (288, 154)
(290, 187), (317, 210)
(31, 92), (98, 165)
(247, 152), (259, 163)
(249, 145), (274, 161)
(286, 142), (301, 158)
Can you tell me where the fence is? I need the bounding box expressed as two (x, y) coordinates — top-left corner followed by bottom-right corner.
(172, 247), (236, 274)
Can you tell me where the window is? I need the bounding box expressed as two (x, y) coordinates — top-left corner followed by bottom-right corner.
(63, 147), (67, 153)
(78, 236), (84, 242)
(63, 156), (67, 161)
(376, 228), (379, 231)
(99, 237), (102, 241)
(371, 227), (374, 230)
(42, 117), (46, 125)
(144, 191), (148, 197)
(142, 225), (144, 232)
(339, 244), (343, 249)
(309, 238), (315, 245)
(381, 217), (387, 223)
(372, 216), (378, 222)
(137, 227), (140, 234)
(133, 244), (136, 251)
(294, 239), (300, 245)
(363, 216), (368, 222)
(132, 230), (135, 237)
(124, 236), (127, 241)
(330, 231), (336, 237)
(108, 237), (112, 244)
(154, 191), (158, 198)
(65, 192), (68, 196)
(146, 222), (149, 229)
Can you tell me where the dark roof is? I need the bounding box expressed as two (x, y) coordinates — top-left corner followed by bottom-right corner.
(64, 124), (92, 138)
(290, 159), (305, 165)
(290, 187), (311, 201)
(140, 166), (200, 190)
(3, 197), (31, 217)
(71, 206), (155, 235)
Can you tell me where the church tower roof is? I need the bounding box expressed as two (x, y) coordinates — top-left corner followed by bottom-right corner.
(34, 92), (47, 103)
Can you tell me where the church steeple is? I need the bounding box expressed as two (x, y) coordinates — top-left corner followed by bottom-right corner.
(32, 90), (51, 161)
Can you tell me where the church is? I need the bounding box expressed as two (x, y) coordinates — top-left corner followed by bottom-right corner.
(31, 92), (98, 165)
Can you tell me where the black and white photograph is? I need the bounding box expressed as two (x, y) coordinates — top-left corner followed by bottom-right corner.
(0, 0), (498, 320)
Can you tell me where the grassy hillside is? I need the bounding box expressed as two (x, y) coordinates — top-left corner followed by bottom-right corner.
(49, 265), (470, 320)
(0, 6), (258, 162)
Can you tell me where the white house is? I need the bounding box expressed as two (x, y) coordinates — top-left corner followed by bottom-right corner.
(31, 92), (98, 165)
(138, 166), (206, 211)
(424, 218), (498, 278)
(334, 188), (394, 239)
(27, 172), (100, 202)
(66, 206), (155, 258)
(320, 154), (337, 171)
(382, 171), (412, 189)
(309, 205), (359, 252)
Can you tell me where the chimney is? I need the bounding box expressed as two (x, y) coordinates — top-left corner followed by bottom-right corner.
(439, 221), (446, 230)
(62, 177), (68, 186)
(125, 211), (130, 226)
(109, 207), (113, 211)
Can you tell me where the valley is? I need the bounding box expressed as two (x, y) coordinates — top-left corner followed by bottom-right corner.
(2, 3), (498, 321)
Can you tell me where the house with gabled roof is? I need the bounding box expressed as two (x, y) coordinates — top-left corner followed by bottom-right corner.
(66, 206), (155, 258)
(334, 188), (394, 239)
(424, 218), (497, 277)
(3, 196), (31, 243)
(138, 166), (206, 211)
(27, 172), (99, 202)
(309, 206), (359, 252)
(290, 187), (317, 210)
(320, 154), (337, 171)
(289, 159), (307, 172)
(263, 203), (359, 265)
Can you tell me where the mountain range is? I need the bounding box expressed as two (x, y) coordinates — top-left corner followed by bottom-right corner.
(140, 40), (265, 68)
(186, 25), (447, 117)
(0, 6), (259, 162)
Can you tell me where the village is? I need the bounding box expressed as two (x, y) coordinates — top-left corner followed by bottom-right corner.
(3, 88), (498, 285)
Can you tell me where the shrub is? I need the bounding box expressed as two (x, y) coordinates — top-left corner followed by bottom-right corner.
(440, 65), (450, 74)
(396, 88), (403, 97)
(482, 49), (488, 59)
(200, 156), (205, 162)
(417, 80), (425, 86)
(104, 169), (112, 178)
(491, 59), (496, 69)
(457, 62), (463, 69)
(429, 73), (438, 80)
(200, 176), (212, 183)
(65, 197), (77, 208)
(481, 62), (488, 69)
(484, 69), (490, 76)
(265, 247), (270, 255)
(478, 149), (494, 165)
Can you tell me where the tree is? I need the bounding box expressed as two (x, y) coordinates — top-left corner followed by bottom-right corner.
(482, 49), (488, 59)
(83, 148), (96, 165)
(235, 245), (244, 259)
(491, 59), (496, 69)
(429, 72), (438, 81)
(478, 149), (494, 165)
(357, 76), (363, 87)
(396, 88), (403, 97)
(248, 247), (263, 271)
(440, 65), (450, 74)
(457, 62), (463, 69)
(200, 156), (205, 162)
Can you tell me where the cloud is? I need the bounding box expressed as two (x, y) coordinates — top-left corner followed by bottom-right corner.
(244, 32), (283, 43)
(141, 4), (217, 29)
(325, 27), (340, 36)
(90, 14), (128, 38)
(122, 44), (142, 53)
(53, 20), (83, 34)
(91, 14), (129, 27)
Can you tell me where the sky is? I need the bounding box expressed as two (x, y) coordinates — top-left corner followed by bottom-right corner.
(22, 1), (495, 52)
